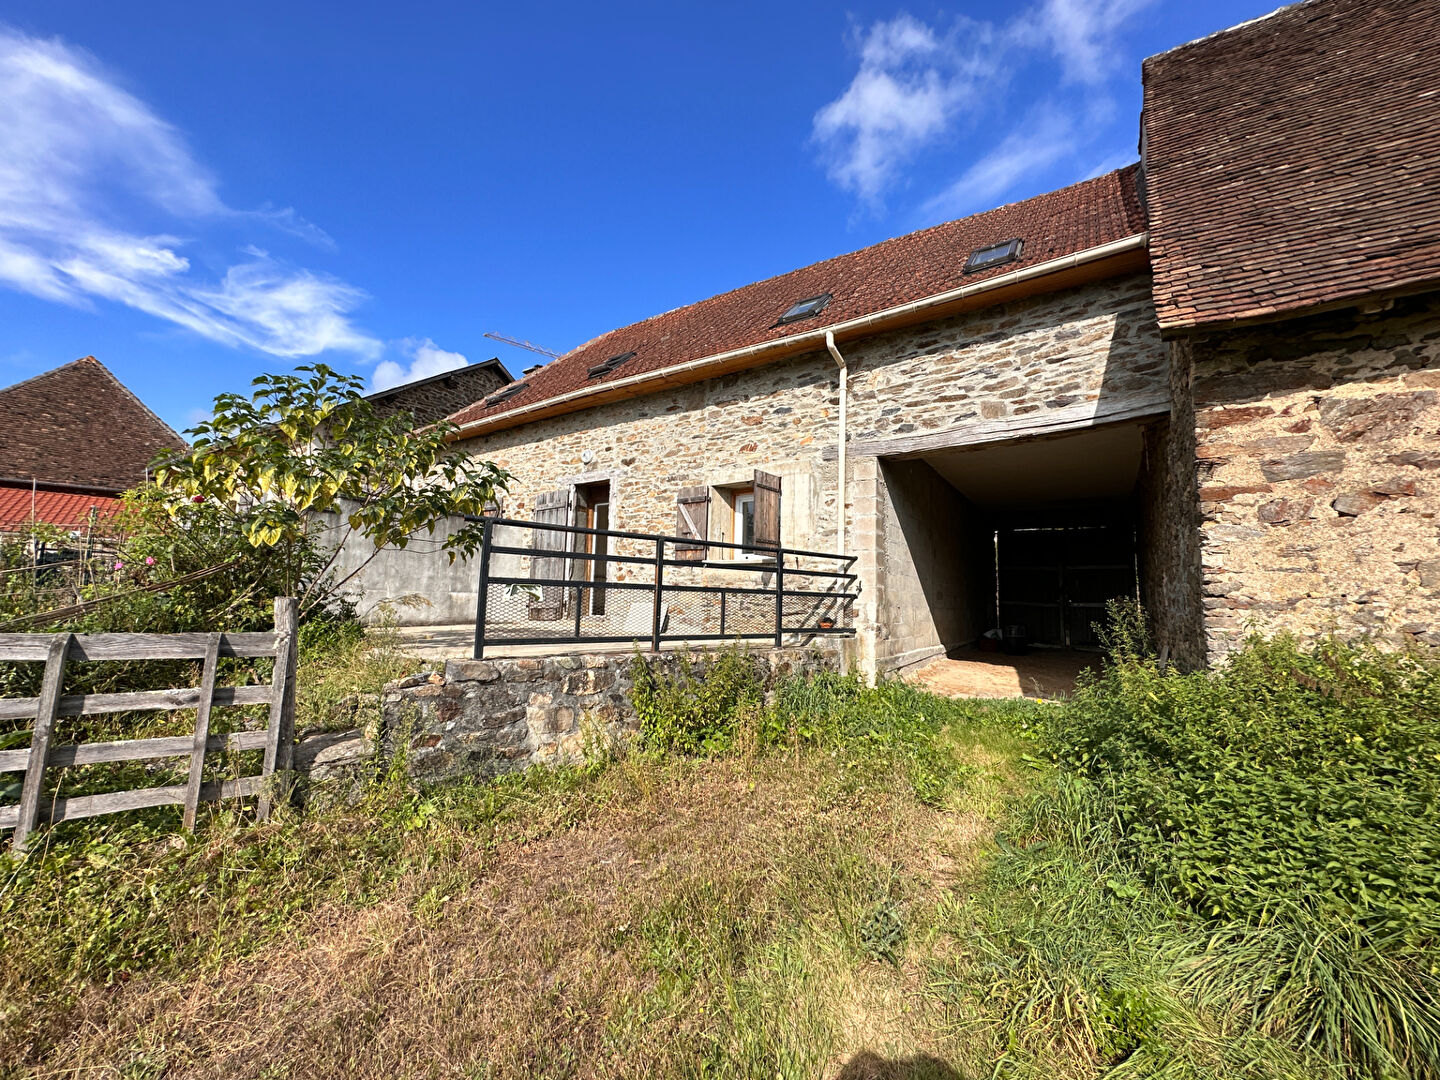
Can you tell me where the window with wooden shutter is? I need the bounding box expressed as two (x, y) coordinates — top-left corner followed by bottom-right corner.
(675, 486), (710, 561)
(753, 470), (781, 551)
(529, 488), (572, 619)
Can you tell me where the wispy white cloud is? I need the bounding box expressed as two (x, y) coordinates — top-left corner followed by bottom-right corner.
(0, 25), (380, 359)
(372, 337), (469, 392)
(1016, 0), (1158, 85)
(921, 107), (1078, 218)
(812, 14), (997, 205)
(815, 0), (1155, 211)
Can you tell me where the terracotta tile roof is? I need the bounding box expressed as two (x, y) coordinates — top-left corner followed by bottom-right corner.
(448, 166), (1145, 431)
(0, 483), (122, 533)
(1142, 0), (1440, 332)
(0, 357), (187, 493)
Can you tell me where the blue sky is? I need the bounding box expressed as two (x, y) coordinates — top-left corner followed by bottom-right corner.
(0, 0), (1278, 432)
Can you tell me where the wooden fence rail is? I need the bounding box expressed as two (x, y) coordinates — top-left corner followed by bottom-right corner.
(0, 598), (297, 852)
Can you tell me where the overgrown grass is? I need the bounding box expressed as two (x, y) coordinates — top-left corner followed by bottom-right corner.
(5, 629), (1436, 1079)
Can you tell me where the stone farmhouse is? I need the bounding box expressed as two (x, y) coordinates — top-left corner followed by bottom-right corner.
(362, 0), (1440, 676)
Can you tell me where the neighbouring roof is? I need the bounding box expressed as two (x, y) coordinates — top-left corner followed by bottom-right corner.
(363, 356), (514, 404)
(1142, 0), (1440, 332)
(0, 357), (188, 493)
(448, 165), (1145, 432)
(0, 483), (123, 533)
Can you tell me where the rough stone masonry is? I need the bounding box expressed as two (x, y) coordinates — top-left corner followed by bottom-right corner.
(1189, 292), (1440, 657)
(296, 645), (841, 796)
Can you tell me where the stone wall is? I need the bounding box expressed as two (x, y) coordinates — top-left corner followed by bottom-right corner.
(1188, 291), (1440, 658)
(375, 645), (840, 785)
(452, 272), (1168, 671)
(367, 362), (511, 426)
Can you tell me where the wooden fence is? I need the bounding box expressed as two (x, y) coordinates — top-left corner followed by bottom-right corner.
(0, 598), (298, 852)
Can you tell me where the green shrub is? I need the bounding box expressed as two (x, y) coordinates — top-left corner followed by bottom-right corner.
(1018, 610), (1440, 1079)
(1042, 633), (1440, 937)
(629, 647), (766, 755)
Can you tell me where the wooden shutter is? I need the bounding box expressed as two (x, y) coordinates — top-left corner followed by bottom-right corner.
(675, 487), (710, 561)
(753, 470), (781, 551)
(530, 488), (572, 617)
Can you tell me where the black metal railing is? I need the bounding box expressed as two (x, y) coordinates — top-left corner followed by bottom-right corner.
(471, 516), (857, 658)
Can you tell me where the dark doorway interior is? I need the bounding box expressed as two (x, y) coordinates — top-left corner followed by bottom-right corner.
(996, 511), (1136, 649)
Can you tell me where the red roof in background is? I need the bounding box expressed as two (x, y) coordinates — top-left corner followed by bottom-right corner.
(448, 165), (1146, 432)
(1142, 0), (1440, 331)
(0, 484), (122, 533)
(0, 356), (187, 492)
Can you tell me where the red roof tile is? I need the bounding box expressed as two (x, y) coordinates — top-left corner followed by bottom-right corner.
(0, 483), (122, 533)
(448, 166), (1145, 431)
(1142, 0), (1440, 331)
(0, 357), (187, 492)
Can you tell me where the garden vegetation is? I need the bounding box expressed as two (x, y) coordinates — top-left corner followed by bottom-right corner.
(1, 608), (1435, 1078)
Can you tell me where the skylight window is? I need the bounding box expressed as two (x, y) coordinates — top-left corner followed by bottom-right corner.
(773, 293), (832, 327)
(587, 351), (636, 379)
(964, 238), (1023, 274)
(483, 383), (527, 408)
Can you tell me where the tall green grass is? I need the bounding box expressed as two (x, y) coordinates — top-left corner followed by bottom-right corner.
(973, 604), (1440, 1079)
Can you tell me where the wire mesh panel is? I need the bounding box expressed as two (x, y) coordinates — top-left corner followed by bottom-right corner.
(473, 518), (857, 657)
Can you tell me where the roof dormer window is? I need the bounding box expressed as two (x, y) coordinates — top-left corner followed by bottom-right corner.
(773, 293), (832, 327)
(587, 351), (636, 379)
(964, 238), (1023, 274)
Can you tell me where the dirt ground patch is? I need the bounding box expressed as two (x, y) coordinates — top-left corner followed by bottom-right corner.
(903, 649), (1097, 700)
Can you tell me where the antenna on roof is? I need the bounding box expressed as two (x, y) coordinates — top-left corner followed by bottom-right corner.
(483, 332), (560, 360)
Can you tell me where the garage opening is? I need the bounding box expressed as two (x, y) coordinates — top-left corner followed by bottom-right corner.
(876, 419), (1159, 679)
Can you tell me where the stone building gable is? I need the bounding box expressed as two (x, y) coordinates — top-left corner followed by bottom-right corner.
(366, 360), (512, 427)
(1189, 290), (1440, 656)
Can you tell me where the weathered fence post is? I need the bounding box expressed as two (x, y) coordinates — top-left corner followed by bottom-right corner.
(257, 598), (298, 820)
(181, 632), (222, 832)
(11, 632), (71, 853)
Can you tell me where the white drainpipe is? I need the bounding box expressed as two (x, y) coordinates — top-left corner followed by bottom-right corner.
(825, 330), (848, 558)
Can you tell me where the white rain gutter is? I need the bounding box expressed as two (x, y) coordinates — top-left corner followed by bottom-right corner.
(451, 231), (1149, 441)
(824, 330), (848, 558)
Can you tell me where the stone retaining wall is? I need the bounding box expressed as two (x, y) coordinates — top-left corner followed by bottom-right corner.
(295, 645), (842, 797)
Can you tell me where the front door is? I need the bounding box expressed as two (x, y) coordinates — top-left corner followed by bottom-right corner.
(572, 482), (611, 617)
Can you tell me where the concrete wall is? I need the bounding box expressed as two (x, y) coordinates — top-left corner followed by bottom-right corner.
(869, 458), (993, 672)
(1185, 291), (1440, 659)
(320, 512), (480, 625)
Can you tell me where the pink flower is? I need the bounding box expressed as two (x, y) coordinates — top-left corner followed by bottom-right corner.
(114, 561), (124, 570)
(145, 557), (155, 566)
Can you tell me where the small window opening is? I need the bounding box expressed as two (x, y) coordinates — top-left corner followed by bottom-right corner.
(587, 351), (636, 378)
(733, 489), (756, 551)
(773, 292), (832, 327)
(483, 383), (526, 407)
(964, 238), (1023, 274)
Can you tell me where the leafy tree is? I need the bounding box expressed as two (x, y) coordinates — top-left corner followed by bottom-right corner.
(154, 364), (509, 614)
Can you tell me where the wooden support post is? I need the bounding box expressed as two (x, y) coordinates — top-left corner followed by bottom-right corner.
(181, 633), (221, 832)
(12, 633), (71, 853)
(257, 598), (298, 820)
